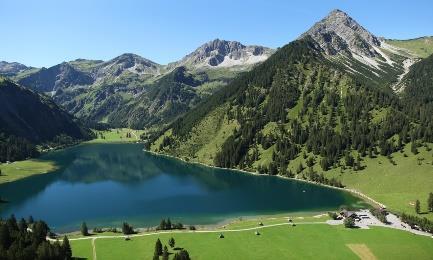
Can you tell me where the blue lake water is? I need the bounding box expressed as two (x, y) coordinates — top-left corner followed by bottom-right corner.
(0, 143), (364, 232)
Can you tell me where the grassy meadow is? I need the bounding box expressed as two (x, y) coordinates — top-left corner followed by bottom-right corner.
(326, 145), (433, 219)
(0, 159), (58, 185)
(386, 37), (433, 58)
(70, 223), (433, 260)
(87, 128), (145, 143)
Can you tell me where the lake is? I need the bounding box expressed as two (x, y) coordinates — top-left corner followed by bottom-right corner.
(0, 143), (365, 232)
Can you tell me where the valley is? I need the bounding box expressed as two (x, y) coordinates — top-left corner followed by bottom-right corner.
(1, 5), (433, 260)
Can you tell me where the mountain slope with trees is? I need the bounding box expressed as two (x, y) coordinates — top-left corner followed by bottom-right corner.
(0, 77), (91, 162)
(148, 11), (433, 218)
(6, 41), (273, 131)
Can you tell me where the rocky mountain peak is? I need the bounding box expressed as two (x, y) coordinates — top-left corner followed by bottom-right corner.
(94, 53), (161, 78)
(168, 39), (273, 70)
(301, 9), (381, 58)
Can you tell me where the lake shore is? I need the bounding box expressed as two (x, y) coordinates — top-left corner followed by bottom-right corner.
(144, 149), (386, 209)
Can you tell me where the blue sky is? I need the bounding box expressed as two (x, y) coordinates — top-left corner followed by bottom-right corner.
(2, 0), (433, 67)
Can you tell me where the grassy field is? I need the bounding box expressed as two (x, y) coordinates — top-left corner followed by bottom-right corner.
(325, 144), (433, 219)
(70, 223), (433, 260)
(87, 128), (145, 143)
(0, 159), (58, 185)
(386, 37), (433, 58)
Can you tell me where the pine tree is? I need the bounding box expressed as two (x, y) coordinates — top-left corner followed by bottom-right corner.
(428, 192), (433, 212)
(169, 237), (175, 248)
(173, 249), (191, 260)
(159, 219), (166, 230)
(62, 236), (72, 260)
(166, 218), (172, 230)
(153, 250), (160, 260)
(81, 222), (89, 236)
(411, 141), (418, 154)
(162, 245), (169, 260)
(415, 199), (421, 214)
(155, 238), (163, 256)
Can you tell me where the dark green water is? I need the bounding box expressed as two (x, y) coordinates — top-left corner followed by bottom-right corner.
(0, 144), (364, 232)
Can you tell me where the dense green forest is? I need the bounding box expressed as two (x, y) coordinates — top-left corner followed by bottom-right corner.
(0, 215), (72, 260)
(0, 134), (38, 162)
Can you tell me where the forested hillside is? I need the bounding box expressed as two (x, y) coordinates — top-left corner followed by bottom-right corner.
(149, 36), (433, 188)
(0, 78), (91, 162)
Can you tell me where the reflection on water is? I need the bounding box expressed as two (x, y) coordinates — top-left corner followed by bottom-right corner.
(0, 144), (364, 232)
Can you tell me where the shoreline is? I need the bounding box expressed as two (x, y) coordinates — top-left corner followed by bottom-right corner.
(144, 149), (386, 209)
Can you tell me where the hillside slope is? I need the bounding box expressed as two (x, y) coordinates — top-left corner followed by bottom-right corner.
(149, 13), (433, 218)
(12, 41), (272, 130)
(0, 78), (90, 144)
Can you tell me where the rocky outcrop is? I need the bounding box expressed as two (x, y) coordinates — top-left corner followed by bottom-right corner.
(168, 39), (273, 70)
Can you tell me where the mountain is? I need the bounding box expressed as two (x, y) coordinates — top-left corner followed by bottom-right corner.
(301, 9), (381, 58)
(92, 53), (163, 82)
(18, 62), (94, 93)
(300, 9), (409, 86)
(11, 40), (272, 129)
(168, 39), (273, 70)
(107, 66), (204, 129)
(0, 77), (90, 143)
(0, 61), (35, 77)
(148, 10), (433, 188)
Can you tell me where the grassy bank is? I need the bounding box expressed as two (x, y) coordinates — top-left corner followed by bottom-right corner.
(87, 128), (145, 144)
(70, 223), (433, 259)
(0, 159), (58, 185)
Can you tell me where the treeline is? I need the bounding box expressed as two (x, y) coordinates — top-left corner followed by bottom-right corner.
(0, 133), (38, 162)
(400, 213), (433, 234)
(0, 132), (89, 163)
(157, 218), (184, 230)
(0, 215), (72, 260)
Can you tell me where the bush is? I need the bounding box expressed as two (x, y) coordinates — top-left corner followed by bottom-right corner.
(328, 212), (339, 220)
(344, 217), (355, 228)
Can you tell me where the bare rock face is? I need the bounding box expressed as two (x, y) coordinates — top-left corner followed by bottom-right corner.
(301, 9), (381, 58)
(168, 39), (274, 70)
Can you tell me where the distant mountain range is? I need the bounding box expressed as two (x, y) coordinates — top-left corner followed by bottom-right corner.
(0, 39), (274, 129)
(1, 9), (432, 154)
